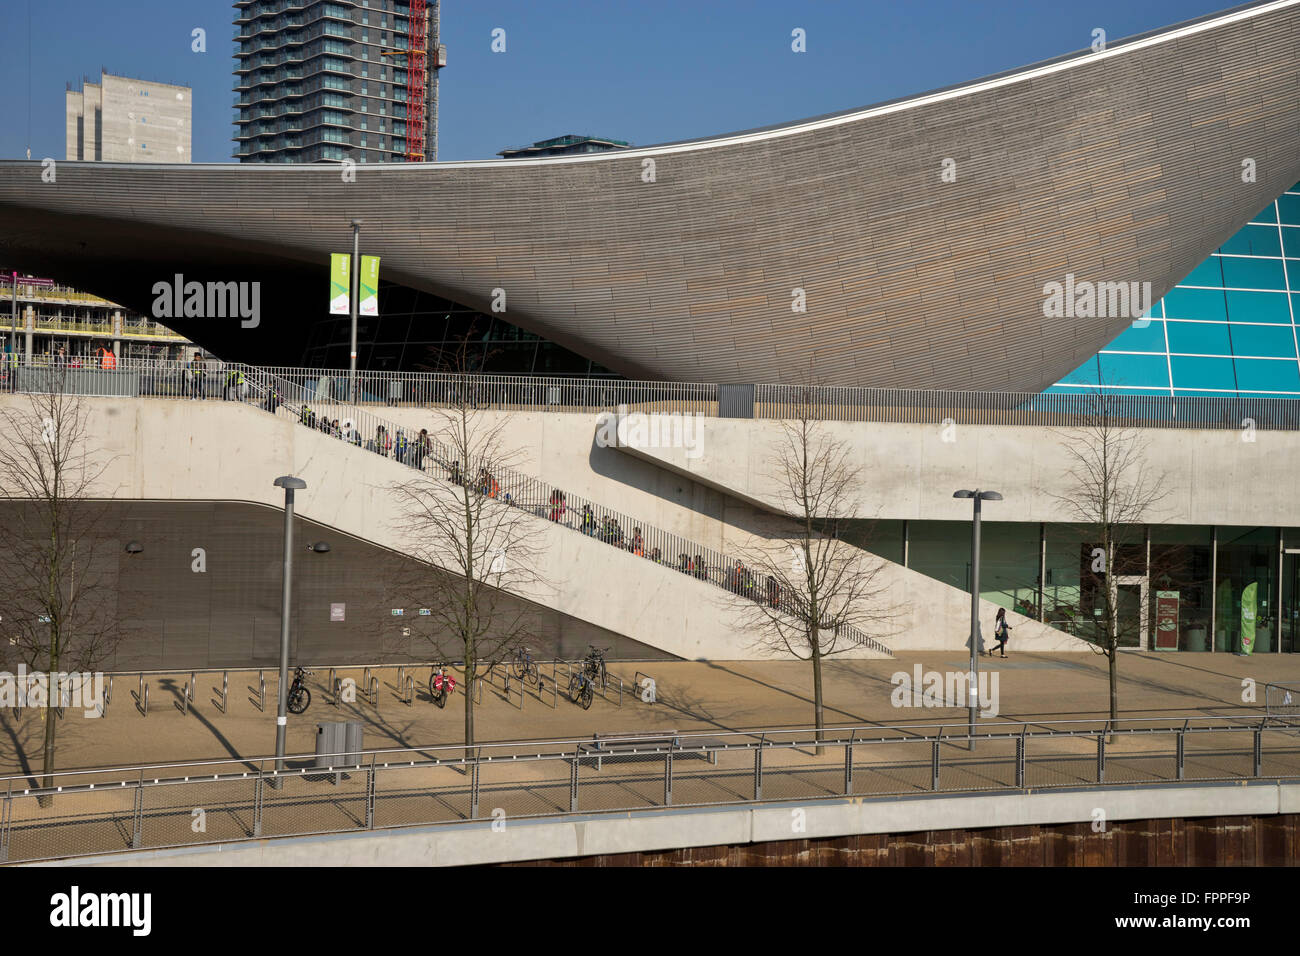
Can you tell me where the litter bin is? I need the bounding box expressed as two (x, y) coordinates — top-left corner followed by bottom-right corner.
(315, 721), (347, 784)
(345, 720), (364, 766)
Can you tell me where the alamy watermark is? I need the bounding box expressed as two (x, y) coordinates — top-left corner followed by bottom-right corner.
(595, 404), (704, 460)
(890, 664), (999, 717)
(0, 665), (105, 717)
(151, 274), (260, 328)
(1041, 273), (1151, 321)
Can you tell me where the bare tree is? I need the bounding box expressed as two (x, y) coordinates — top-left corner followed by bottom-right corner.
(389, 344), (545, 749)
(1051, 387), (1171, 727)
(0, 365), (120, 795)
(730, 390), (893, 744)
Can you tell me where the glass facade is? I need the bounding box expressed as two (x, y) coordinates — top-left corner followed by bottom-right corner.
(865, 521), (1295, 653)
(1052, 183), (1300, 398)
(301, 281), (618, 377)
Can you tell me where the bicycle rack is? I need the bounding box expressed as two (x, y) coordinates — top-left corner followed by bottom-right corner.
(634, 670), (658, 704)
(139, 683), (149, 717)
(328, 668), (338, 707)
(181, 674), (194, 715)
(404, 675), (414, 706)
(215, 671), (228, 714)
(370, 675), (379, 708)
(257, 671), (266, 712)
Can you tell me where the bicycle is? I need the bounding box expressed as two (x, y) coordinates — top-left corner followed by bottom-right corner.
(287, 666), (312, 715)
(568, 670), (595, 710)
(582, 645), (609, 691)
(511, 647), (540, 685)
(428, 665), (456, 709)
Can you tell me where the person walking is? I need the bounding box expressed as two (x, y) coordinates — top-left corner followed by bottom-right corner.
(414, 428), (430, 470)
(990, 607), (1011, 658)
(187, 351), (205, 399)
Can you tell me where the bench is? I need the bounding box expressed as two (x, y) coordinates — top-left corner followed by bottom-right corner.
(576, 730), (720, 770)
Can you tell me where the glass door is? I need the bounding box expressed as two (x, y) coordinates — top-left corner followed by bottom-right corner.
(1283, 551), (1300, 652)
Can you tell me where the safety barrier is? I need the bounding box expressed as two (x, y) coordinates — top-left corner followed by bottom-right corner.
(0, 714), (1296, 864)
(10, 355), (1300, 431)
(1265, 682), (1300, 723)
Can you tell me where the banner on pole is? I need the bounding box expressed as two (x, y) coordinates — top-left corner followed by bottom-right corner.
(1241, 582), (1257, 655)
(360, 255), (380, 316)
(329, 253), (350, 315)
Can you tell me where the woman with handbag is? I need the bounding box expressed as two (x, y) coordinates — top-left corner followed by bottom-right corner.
(990, 607), (1011, 658)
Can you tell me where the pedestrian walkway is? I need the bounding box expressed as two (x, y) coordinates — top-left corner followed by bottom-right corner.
(0, 651), (1291, 777)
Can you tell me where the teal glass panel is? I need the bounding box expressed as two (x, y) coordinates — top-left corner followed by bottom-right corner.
(1166, 320), (1231, 355)
(1220, 256), (1287, 290)
(1169, 355), (1237, 391)
(1227, 323), (1297, 357)
(1279, 195), (1300, 225)
(1097, 352), (1170, 388)
(1232, 358), (1300, 392)
(1225, 289), (1291, 324)
(1162, 286), (1226, 321)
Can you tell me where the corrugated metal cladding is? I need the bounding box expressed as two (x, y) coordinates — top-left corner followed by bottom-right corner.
(2, 2), (1300, 389)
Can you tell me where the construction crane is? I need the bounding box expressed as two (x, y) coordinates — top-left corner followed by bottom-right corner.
(381, 0), (445, 162)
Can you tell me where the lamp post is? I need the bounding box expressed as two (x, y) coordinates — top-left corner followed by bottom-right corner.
(273, 476), (307, 780)
(953, 489), (1002, 751)
(348, 220), (361, 403)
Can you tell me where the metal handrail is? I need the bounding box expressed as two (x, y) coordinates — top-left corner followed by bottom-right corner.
(0, 713), (1279, 790)
(8, 355), (1298, 430)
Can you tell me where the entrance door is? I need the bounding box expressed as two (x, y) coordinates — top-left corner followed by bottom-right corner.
(1283, 552), (1300, 652)
(1114, 575), (1148, 649)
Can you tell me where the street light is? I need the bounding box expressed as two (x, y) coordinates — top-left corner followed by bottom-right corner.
(348, 219), (361, 403)
(273, 475), (307, 781)
(954, 489), (1003, 751)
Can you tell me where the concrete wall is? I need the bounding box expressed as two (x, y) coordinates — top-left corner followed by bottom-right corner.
(289, 402), (1091, 652)
(57, 779), (1294, 867)
(24, 397), (805, 661)
(612, 416), (1300, 529)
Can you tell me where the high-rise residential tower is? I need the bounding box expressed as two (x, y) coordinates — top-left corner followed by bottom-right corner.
(65, 70), (192, 163)
(233, 0), (444, 164)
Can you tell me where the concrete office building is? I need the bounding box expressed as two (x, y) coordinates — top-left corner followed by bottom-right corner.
(234, 0), (445, 164)
(65, 71), (192, 164)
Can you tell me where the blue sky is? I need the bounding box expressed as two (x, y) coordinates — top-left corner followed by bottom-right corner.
(0, 0), (1236, 163)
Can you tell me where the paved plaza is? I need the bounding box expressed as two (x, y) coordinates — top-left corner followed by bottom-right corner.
(0, 650), (1293, 779)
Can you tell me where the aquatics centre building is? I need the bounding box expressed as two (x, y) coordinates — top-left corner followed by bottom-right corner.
(1, 1), (1300, 666)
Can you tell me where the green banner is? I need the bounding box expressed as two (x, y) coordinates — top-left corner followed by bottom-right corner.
(1241, 582), (1257, 655)
(360, 255), (380, 316)
(329, 253), (350, 315)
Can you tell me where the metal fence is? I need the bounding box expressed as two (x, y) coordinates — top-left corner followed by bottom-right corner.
(1, 715), (1296, 864)
(10, 356), (1297, 430)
